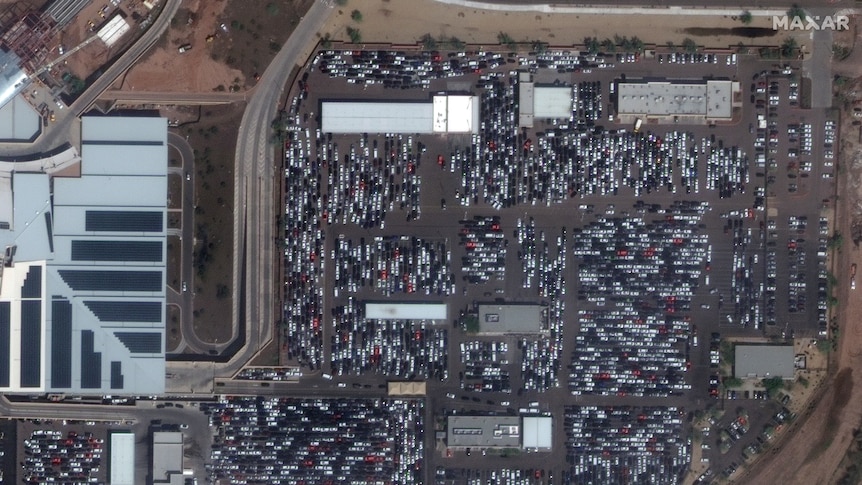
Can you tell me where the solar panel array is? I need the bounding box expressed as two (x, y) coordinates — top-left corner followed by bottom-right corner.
(84, 301), (162, 322)
(71, 240), (163, 262)
(85, 210), (163, 233)
(114, 332), (162, 354)
(59, 270), (162, 292)
(80, 331), (101, 389)
(21, 265), (42, 299)
(110, 361), (123, 389)
(20, 301), (41, 388)
(0, 302), (9, 387)
(51, 299), (73, 389)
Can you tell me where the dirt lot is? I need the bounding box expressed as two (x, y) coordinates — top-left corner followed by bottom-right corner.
(121, 0), (312, 92)
(177, 103), (244, 346)
(322, 0), (787, 49)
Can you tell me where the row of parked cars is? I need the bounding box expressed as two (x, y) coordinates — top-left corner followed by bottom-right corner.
(22, 429), (103, 484)
(460, 216), (508, 283)
(332, 236), (454, 297)
(460, 341), (512, 393)
(570, 204), (708, 396)
(235, 367), (302, 381)
(564, 406), (689, 485)
(330, 297), (449, 380)
(205, 397), (424, 485)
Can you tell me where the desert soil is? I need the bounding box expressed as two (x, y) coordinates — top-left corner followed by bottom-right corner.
(118, 0), (243, 92)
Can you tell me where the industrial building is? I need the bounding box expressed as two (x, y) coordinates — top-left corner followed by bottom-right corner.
(152, 431), (185, 484)
(616, 80), (738, 122)
(734, 345), (796, 379)
(447, 415), (553, 450)
(321, 94), (480, 134)
(476, 303), (548, 335)
(109, 431), (135, 485)
(365, 302), (447, 321)
(0, 115), (167, 395)
(447, 416), (521, 449)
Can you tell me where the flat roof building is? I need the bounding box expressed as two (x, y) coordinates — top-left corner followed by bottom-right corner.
(0, 95), (41, 142)
(152, 431), (184, 484)
(447, 416), (521, 448)
(735, 345), (795, 379)
(387, 381), (427, 396)
(477, 303), (548, 335)
(109, 431), (135, 485)
(617, 80), (736, 121)
(522, 416), (553, 450)
(0, 116), (167, 395)
(534, 86), (573, 119)
(365, 302), (447, 321)
(322, 95), (480, 134)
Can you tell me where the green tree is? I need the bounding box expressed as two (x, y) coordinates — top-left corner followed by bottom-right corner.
(584, 37), (600, 55)
(464, 314), (479, 333)
(682, 38), (698, 54)
(724, 377), (744, 388)
(762, 376), (786, 398)
(347, 26), (362, 44)
(320, 33), (332, 49)
(781, 37), (798, 58)
(531, 40), (548, 53)
(601, 38), (616, 53)
(829, 231), (843, 250)
(740, 10), (753, 25)
(420, 33), (437, 50)
(497, 32), (516, 49)
(448, 36), (465, 50)
(335, 0), (347, 5)
(266, 3), (279, 15)
(350, 9), (362, 22)
(788, 4), (805, 21)
(630, 36), (644, 53)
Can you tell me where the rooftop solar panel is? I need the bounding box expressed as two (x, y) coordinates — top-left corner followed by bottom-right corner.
(59, 270), (162, 292)
(51, 299), (72, 389)
(71, 240), (163, 263)
(20, 300), (41, 387)
(85, 211), (163, 233)
(110, 361), (123, 389)
(21, 265), (42, 299)
(84, 301), (162, 322)
(114, 332), (162, 354)
(80, 330), (101, 389)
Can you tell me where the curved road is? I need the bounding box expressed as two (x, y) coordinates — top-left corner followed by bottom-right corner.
(215, 0), (333, 378)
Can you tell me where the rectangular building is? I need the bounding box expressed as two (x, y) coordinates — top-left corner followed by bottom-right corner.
(477, 303), (548, 335)
(617, 80), (735, 121)
(365, 302), (447, 321)
(322, 95), (479, 134)
(734, 345), (795, 379)
(0, 115), (167, 395)
(152, 431), (184, 484)
(522, 416), (553, 450)
(447, 416), (520, 448)
(109, 431), (135, 485)
(534, 86), (573, 119)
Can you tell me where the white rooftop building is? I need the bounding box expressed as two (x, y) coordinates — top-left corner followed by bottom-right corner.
(109, 431), (135, 485)
(322, 95), (479, 134)
(617, 80), (735, 120)
(364, 302), (447, 320)
(0, 115), (167, 395)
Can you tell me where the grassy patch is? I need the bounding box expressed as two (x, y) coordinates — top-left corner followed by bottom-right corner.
(249, 340), (281, 366)
(167, 174), (182, 210)
(167, 235), (181, 292)
(166, 304), (182, 353)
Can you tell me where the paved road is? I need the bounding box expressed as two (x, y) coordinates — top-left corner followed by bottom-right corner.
(213, 0), (333, 378)
(99, 89), (250, 105)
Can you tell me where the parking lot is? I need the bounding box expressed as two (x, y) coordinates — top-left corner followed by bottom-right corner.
(277, 46), (836, 484)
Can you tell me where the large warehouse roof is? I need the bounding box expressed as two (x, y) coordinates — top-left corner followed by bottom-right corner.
(365, 302), (447, 320)
(96, 14), (130, 48)
(735, 345), (795, 379)
(109, 431), (135, 485)
(321, 101), (433, 134)
(522, 416), (553, 450)
(447, 416), (521, 448)
(477, 304), (548, 335)
(432, 95), (479, 134)
(0, 116), (167, 395)
(152, 432), (184, 484)
(0, 95), (41, 142)
(617, 80), (734, 119)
